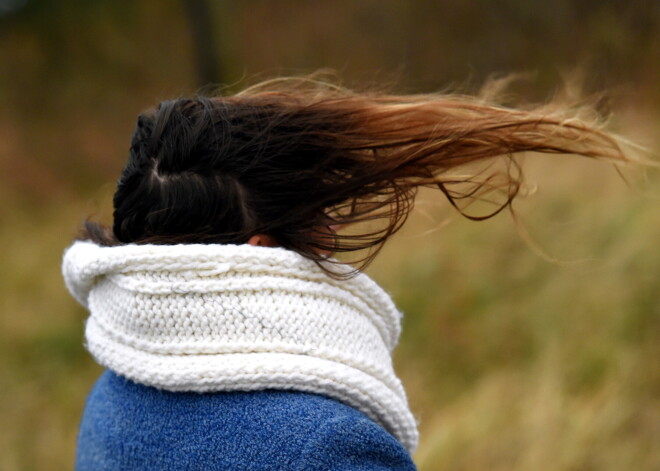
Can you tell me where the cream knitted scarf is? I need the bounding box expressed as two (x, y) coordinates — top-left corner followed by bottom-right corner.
(62, 241), (418, 451)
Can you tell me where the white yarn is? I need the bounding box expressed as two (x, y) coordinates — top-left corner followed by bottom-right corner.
(62, 241), (419, 452)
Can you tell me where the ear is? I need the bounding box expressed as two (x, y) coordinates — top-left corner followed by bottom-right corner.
(247, 234), (278, 247)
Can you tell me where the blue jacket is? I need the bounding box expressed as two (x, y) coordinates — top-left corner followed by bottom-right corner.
(76, 371), (417, 470)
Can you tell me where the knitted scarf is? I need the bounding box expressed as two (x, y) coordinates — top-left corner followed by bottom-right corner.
(62, 241), (418, 452)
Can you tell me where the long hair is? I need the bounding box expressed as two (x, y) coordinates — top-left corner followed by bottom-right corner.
(82, 76), (633, 274)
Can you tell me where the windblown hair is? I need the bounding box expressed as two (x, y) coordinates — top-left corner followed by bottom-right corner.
(83, 76), (631, 273)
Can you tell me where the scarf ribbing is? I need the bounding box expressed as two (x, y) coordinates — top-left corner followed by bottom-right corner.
(62, 241), (418, 451)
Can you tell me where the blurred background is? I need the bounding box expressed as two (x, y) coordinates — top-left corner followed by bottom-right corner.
(1, 1), (658, 470)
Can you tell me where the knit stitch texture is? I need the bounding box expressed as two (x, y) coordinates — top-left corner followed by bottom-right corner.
(63, 241), (419, 451)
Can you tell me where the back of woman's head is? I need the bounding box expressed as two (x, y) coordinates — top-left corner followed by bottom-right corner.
(84, 77), (632, 272)
(110, 95), (350, 253)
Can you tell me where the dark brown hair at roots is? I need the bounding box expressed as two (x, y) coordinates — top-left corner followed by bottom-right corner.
(82, 76), (633, 274)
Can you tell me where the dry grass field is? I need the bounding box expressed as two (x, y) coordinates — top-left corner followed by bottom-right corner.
(1, 2), (658, 469)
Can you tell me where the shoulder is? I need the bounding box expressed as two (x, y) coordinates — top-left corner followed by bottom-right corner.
(292, 411), (417, 471)
(78, 370), (416, 470)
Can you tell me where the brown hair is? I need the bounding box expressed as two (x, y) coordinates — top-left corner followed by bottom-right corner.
(82, 76), (633, 274)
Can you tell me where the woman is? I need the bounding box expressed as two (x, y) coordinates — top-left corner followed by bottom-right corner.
(63, 77), (632, 470)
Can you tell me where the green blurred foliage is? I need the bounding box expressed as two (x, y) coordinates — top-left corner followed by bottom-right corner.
(0, 1), (658, 469)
